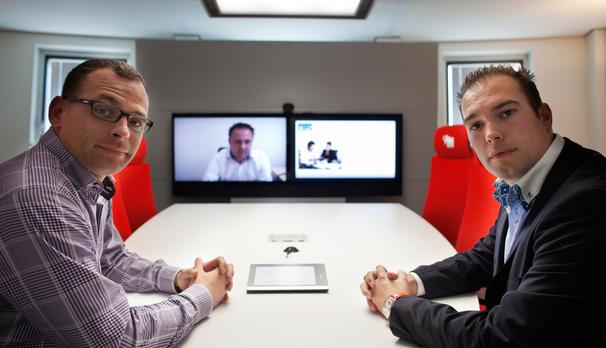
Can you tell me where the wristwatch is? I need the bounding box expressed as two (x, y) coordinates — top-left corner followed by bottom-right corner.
(381, 292), (406, 319)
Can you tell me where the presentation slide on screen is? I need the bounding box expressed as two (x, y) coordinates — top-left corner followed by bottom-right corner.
(294, 120), (397, 179)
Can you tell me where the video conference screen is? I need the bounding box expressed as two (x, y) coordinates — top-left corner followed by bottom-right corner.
(173, 115), (287, 182)
(172, 113), (402, 197)
(293, 119), (398, 179)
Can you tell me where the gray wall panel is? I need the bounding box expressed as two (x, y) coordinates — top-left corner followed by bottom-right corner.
(136, 40), (438, 213)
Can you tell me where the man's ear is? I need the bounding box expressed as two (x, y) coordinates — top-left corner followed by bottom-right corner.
(48, 96), (65, 129)
(537, 103), (553, 130)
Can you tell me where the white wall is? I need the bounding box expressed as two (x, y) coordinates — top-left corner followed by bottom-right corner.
(0, 30), (135, 162)
(438, 37), (591, 149)
(587, 29), (606, 154)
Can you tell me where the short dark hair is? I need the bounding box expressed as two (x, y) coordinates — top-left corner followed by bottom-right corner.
(457, 65), (543, 113)
(61, 59), (144, 97)
(229, 122), (254, 137)
(307, 141), (315, 148)
(326, 142), (332, 146)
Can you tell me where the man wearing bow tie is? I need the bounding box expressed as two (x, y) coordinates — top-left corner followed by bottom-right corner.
(361, 66), (606, 347)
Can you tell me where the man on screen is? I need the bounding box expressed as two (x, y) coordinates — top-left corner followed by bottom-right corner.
(203, 122), (272, 181)
(360, 66), (605, 347)
(0, 59), (234, 347)
(319, 141), (340, 164)
(299, 141), (319, 169)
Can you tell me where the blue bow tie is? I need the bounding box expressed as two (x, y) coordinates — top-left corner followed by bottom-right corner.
(493, 181), (532, 212)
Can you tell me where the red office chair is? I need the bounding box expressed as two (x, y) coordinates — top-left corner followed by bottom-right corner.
(112, 137), (158, 237)
(455, 155), (501, 252)
(111, 179), (132, 240)
(422, 125), (473, 246)
(455, 155), (501, 311)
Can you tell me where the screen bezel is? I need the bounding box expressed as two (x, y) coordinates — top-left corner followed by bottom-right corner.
(172, 113), (402, 197)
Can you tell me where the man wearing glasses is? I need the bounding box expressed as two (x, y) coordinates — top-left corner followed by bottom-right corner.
(0, 59), (234, 347)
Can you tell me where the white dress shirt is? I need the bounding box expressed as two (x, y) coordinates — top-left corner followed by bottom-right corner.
(202, 148), (272, 182)
(299, 148), (318, 167)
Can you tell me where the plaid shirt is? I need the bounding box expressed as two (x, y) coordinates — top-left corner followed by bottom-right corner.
(0, 129), (213, 347)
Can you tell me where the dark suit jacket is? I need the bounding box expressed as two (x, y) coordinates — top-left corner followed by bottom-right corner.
(389, 138), (606, 347)
(319, 149), (338, 163)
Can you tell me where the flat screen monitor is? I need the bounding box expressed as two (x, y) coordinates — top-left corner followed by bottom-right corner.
(172, 113), (402, 197)
(288, 114), (402, 196)
(173, 114), (287, 196)
(293, 118), (397, 179)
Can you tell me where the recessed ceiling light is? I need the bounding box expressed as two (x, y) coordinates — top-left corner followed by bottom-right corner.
(202, 0), (374, 19)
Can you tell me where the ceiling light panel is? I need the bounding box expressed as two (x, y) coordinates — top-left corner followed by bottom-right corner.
(204, 0), (373, 18)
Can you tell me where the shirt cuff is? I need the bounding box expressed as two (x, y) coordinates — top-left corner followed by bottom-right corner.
(180, 284), (214, 322)
(157, 265), (181, 294)
(409, 271), (425, 296)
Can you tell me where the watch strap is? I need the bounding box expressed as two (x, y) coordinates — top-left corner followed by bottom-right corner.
(381, 292), (407, 319)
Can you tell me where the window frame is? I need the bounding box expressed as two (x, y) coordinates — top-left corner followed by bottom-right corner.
(445, 59), (524, 126)
(30, 45), (132, 145)
(437, 49), (530, 128)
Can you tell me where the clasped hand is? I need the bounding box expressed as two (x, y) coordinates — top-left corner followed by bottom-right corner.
(176, 256), (234, 308)
(360, 265), (418, 316)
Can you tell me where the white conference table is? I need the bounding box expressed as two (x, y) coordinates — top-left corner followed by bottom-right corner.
(125, 203), (478, 347)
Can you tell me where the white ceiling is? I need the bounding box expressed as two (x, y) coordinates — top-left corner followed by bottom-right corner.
(0, 0), (605, 43)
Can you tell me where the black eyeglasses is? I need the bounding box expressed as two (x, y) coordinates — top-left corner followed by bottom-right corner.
(62, 96), (154, 133)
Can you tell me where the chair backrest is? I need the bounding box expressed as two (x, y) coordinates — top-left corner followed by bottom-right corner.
(111, 137), (157, 238)
(111, 178), (132, 240)
(422, 125), (473, 246)
(455, 156), (501, 252)
(130, 136), (148, 165)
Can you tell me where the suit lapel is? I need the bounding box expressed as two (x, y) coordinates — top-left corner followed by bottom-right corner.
(493, 208), (508, 274)
(486, 139), (591, 308)
(491, 138), (588, 274)
(502, 139), (587, 261)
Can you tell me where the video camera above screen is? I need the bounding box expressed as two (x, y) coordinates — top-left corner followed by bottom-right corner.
(172, 113), (402, 197)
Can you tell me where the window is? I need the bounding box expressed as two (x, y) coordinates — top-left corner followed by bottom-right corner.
(446, 61), (523, 125)
(41, 56), (129, 133)
(30, 45), (132, 145)
(42, 57), (87, 133)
